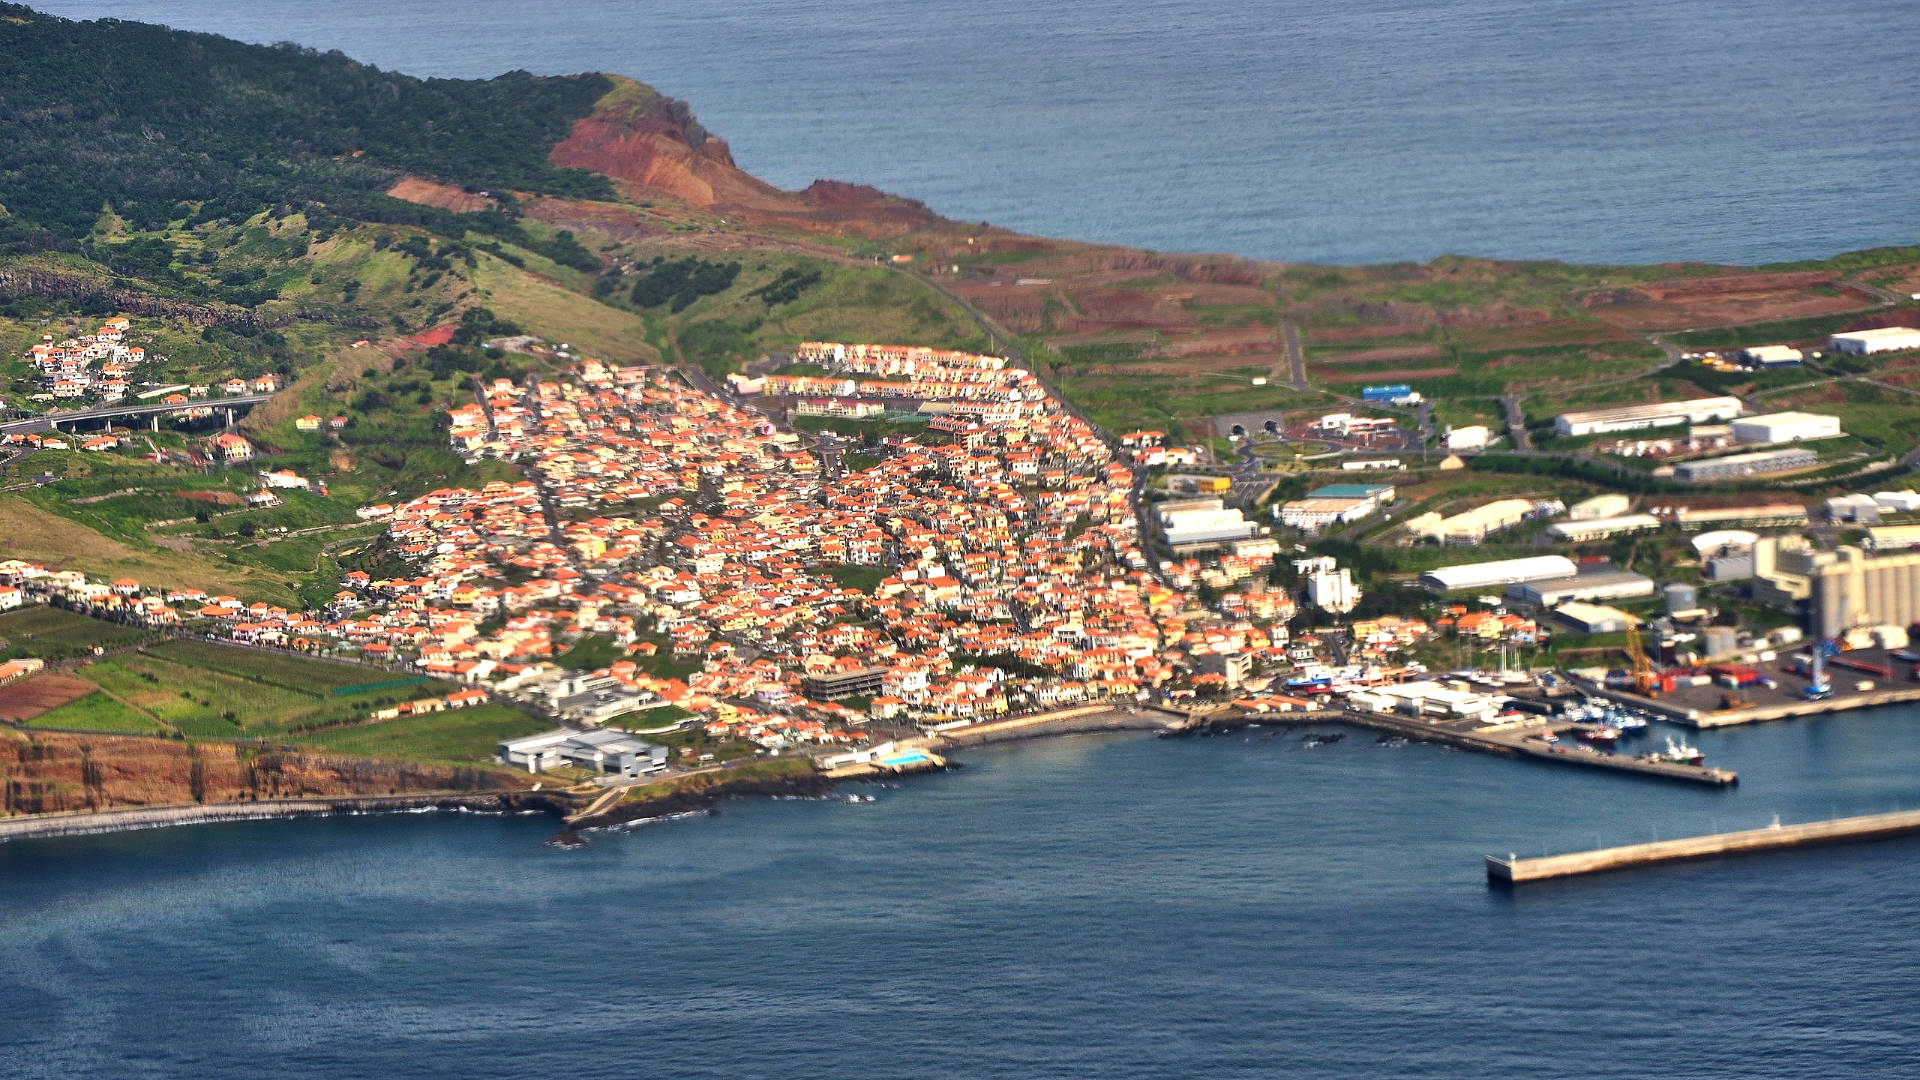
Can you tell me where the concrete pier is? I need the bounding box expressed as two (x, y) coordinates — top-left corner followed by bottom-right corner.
(1487, 807), (1920, 884)
(1178, 708), (1735, 786)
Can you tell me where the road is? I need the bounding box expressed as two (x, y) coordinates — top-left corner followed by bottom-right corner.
(0, 393), (274, 435)
(1282, 318), (1308, 390)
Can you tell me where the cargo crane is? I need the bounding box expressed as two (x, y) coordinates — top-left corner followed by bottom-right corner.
(1625, 619), (1654, 696)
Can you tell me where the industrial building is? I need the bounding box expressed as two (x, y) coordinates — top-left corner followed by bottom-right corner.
(1405, 498), (1545, 544)
(1825, 493), (1883, 524)
(1442, 425), (1492, 452)
(499, 728), (668, 776)
(1278, 497), (1374, 533)
(1420, 555), (1578, 592)
(1308, 483), (1396, 507)
(1506, 569), (1655, 608)
(1829, 327), (1920, 356)
(1740, 345), (1803, 368)
(1361, 384), (1419, 404)
(1348, 680), (1498, 724)
(1673, 448), (1817, 483)
(1731, 411), (1843, 445)
(1552, 396), (1743, 438)
(1667, 504), (1809, 530)
(1567, 494), (1632, 521)
(1552, 602), (1635, 635)
(1866, 524), (1920, 552)
(1804, 546), (1920, 639)
(1158, 499), (1261, 549)
(1547, 514), (1662, 543)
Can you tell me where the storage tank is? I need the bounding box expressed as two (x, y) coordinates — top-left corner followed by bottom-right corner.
(1663, 583), (1699, 613)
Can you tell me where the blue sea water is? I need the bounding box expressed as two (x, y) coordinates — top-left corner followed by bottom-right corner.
(30, 0), (1920, 265)
(4, 711), (1920, 1078)
(7, 5), (1920, 1075)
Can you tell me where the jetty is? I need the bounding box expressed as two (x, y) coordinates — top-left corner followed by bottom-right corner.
(1173, 707), (1736, 786)
(1487, 807), (1920, 884)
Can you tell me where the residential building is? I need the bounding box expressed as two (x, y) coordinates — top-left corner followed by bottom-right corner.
(1304, 564), (1361, 614)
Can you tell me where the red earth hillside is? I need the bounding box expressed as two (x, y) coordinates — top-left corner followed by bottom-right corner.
(548, 76), (942, 238)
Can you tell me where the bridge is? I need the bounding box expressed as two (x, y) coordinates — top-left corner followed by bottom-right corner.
(0, 393), (275, 436)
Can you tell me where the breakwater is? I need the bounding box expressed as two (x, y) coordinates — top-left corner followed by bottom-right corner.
(1173, 708), (1736, 786)
(0, 791), (568, 844)
(1487, 807), (1920, 884)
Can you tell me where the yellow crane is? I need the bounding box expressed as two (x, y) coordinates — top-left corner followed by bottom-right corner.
(1625, 618), (1654, 696)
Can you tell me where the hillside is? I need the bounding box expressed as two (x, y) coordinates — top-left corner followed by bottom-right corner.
(0, 0), (1915, 613)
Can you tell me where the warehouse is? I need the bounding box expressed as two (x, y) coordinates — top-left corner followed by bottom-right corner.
(1420, 555), (1578, 592)
(1740, 344), (1803, 368)
(1305, 482), (1396, 508)
(1348, 680), (1497, 724)
(1547, 514), (1662, 542)
(1277, 497), (1374, 533)
(1669, 504), (1809, 529)
(1506, 569), (1655, 607)
(1406, 498), (1537, 544)
(1567, 493), (1631, 521)
(1866, 524), (1920, 552)
(1442, 425), (1492, 451)
(1674, 448), (1818, 483)
(1160, 499), (1264, 550)
(1731, 411), (1843, 444)
(1553, 396), (1743, 437)
(1829, 327), (1920, 356)
(1552, 602), (1636, 635)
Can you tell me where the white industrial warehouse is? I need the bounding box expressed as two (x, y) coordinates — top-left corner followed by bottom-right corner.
(1547, 514), (1663, 542)
(1731, 411), (1843, 444)
(1553, 396), (1743, 437)
(1420, 554), (1578, 592)
(1829, 327), (1920, 356)
(1158, 499), (1260, 549)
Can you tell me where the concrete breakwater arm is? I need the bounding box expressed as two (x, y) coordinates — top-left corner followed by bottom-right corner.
(1488, 807), (1920, 884)
(0, 792), (566, 843)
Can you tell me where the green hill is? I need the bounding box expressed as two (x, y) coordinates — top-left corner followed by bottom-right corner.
(0, 2), (611, 249)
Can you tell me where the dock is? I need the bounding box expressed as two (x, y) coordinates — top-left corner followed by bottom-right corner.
(1487, 807), (1920, 884)
(1175, 708), (1735, 786)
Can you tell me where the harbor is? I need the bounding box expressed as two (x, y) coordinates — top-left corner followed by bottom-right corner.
(1487, 807), (1920, 884)
(1585, 645), (1920, 729)
(1173, 700), (1737, 786)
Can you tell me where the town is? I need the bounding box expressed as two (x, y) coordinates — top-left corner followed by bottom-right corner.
(8, 320), (1920, 793)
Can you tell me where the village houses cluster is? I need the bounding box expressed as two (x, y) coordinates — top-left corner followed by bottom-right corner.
(4, 341), (1482, 759)
(16, 315), (280, 411)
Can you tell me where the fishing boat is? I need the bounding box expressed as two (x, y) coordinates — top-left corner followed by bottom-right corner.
(1573, 725), (1620, 746)
(1647, 736), (1704, 766)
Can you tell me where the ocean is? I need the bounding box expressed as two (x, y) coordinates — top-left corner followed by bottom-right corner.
(4, 711), (1920, 1078)
(28, 0), (1920, 265)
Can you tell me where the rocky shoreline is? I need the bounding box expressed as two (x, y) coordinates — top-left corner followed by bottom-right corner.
(0, 790), (575, 844)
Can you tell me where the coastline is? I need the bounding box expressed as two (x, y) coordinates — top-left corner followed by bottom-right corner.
(0, 707), (1177, 845)
(0, 790), (575, 845)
